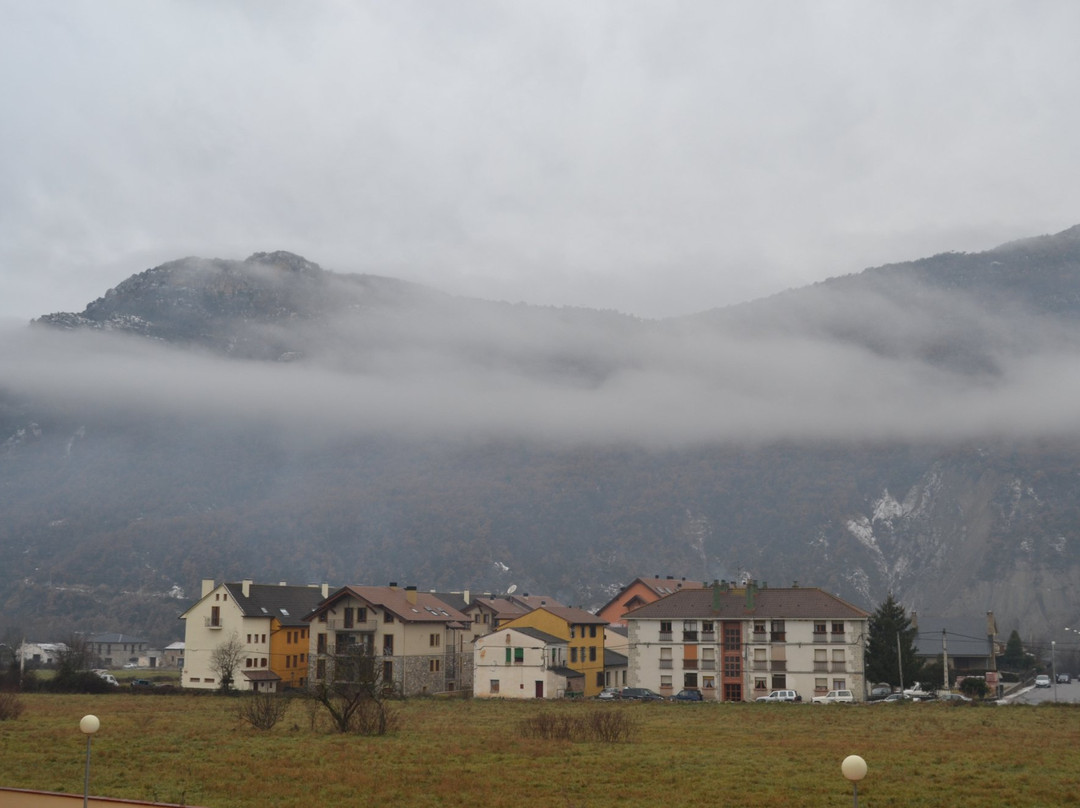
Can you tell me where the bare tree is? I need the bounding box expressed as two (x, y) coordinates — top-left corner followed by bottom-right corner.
(238, 690), (288, 730)
(209, 633), (245, 693)
(310, 645), (397, 735)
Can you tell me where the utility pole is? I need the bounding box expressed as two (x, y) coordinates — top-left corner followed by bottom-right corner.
(1052, 640), (1058, 703)
(942, 629), (949, 692)
(896, 632), (904, 691)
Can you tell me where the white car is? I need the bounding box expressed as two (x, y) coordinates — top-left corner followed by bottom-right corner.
(756, 689), (801, 702)
(1035, 674), (1052, 688)
(812, 689), (855, 704)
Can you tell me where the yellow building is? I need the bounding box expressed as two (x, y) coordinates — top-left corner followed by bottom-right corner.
(500, 606), (607, 696)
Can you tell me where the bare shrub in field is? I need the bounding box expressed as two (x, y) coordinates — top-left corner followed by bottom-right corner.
(519, 710), (636, 743)
(310, 647), (398, 735)
(237, 691), (288, 730)
(0, 692), (24, 721)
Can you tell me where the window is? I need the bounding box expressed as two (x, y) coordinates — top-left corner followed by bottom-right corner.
(753, 620), (766, 635)
(210, 606), (220, 627)
(770, 620), (785, 642)
(815, 678), (828, 692)
(684, 673), (698, 688)
(261, 658), (267, 668)
(815, 649), (828, 671)
(659, 621), (672, 639)
(702, 675), (716, 689)
(343, 607), (354, 628)
(571, 647), (578, 663)
(589, 625), (597, 638)
(589, 647), (596, 662)
(702, 621), (714, 636)
(246, 634), (251, 643)
(596, 672), (604, 687)
(771, 674), (787, 690)
(317, 634), (326, 653)
(831, 649), (846, 671)
(357, 608), (367, 623)
(569, 625), (576, 638)
(430, 659), (441, 673)
(833, 679), (847, 691)
(318, 613), (327, 623)
(683, 620), (698, 641)
(723, 624), (741, 651)
(660, 647), (673, 669)
(245, 658), (252, 668)
(262, 634), (266, 644)
(490, 680), (500, 694)
(723, 655), (741, 678)
(754, 677), (767, 691)
(832, 621), (845, 635)
(814, 621), (827, 635)
(384, 635), (394, 656)
(514, 647), (524, 664)
(723, 683), (742, 702)
(505, 647), (512, 665)
(384, 611), (394, 623)
(660, 675), (673, 689)
(429, 633), (441, 647)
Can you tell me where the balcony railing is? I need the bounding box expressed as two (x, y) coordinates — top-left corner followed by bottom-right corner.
(813, 632), (828, 643)
(205, 618), (222, 628)
(770, 633), (786, 643)
(831, 632), (846, 642)
(700, 631), (716, 643)
(658, 632), (673, 642)
(659, 659), (673, 669)
(683, 659), (698, 670)
(682, 632), (698, 642)
(326, 618), (370, 631)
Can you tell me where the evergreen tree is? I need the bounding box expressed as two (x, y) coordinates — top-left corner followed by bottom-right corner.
(998, 629), (1031, 670)
(865, 594), (922, 687)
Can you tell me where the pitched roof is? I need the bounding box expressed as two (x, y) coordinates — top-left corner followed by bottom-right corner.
(223, 583), (329, 627)
(597, 576), (707, 614)
(625, 585), (869, 620)
(604, 649), (628, 668)
(88, 633), (147, 644)
(511, 627), (567, 646)
(539, 605), (609, 625)
(310, 586), (469, 624)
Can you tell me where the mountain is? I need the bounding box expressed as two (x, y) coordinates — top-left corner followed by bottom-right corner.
(4, 230), (1080, 648)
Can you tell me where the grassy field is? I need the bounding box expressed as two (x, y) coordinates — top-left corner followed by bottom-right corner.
(1, 694), (1078, 807)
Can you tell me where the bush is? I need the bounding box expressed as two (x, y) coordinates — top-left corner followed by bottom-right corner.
(238, 691), (289, 730)
(519, 710), (636, 743)
(0, 692), (25, 721)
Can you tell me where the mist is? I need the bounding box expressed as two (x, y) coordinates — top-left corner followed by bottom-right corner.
(4, 274), (1080, 449)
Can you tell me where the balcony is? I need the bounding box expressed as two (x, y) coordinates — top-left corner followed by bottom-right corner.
(205, 617), (222, 629)
(813, 632), (828, 643)
(658, 632), (673, 642)
(770, 632), (786, 643)
(682, 632), (698, 642)
(831, 632), (846, 643)
(659, 659), (673, 669)
(700, 631), (716, 643)
(682, 659), (698, 670)
(326, 617), (368, 631)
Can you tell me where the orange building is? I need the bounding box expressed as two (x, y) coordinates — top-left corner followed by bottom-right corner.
(596, 576), (707, 626)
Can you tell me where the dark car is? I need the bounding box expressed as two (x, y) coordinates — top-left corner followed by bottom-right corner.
(619, 687), (664, 701)
(868, 685), (893, 702)
(130, 679), (155, 690)
(671, 689), (704, 702)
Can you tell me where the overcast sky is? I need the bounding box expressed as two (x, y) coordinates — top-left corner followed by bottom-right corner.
(3, 1), (1080, 324)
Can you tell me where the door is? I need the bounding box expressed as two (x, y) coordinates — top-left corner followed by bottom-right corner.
(535, 680), (544, 698)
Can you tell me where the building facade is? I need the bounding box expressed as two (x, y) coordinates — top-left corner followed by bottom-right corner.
(625, 581), (869, 701)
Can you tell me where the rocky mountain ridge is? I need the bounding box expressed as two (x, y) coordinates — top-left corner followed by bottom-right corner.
(5, 227), (1080, 645)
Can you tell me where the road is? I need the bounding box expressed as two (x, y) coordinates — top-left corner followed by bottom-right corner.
(1006, 679), (1080, 705)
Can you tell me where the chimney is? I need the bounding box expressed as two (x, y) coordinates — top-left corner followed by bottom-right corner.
(463, 589), (471, 605)
(279, 581), (287, 587)
(321, 583), (329, 598)
(712, 580), (722, 613)
(201, 579), (215, 598)
(745, 580), (757, 611)
(389, 582), (398, 590)
(242, 579), (252, 597)
(406, 585), (417, 605)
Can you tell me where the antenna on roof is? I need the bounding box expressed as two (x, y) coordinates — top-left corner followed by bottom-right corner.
(506, 584), (518, 595)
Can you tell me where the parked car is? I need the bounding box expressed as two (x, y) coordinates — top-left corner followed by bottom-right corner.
(1035, 674), (1052, 688)
(756, 689), (801, 703)
(671, 689), (704, 702)
(596, 688), (620, 700)
(95, 672), (119, 687)
(867, 684), (893, 702)
(938, 692), (972, 702)
(1056, 673), (1071, 684)
(619, 687), (664, 701)
(812, 689), (855, 704)
(130, 679), (155, 690)
(876, 692), (911, 703)
(902, 682), (936, 700)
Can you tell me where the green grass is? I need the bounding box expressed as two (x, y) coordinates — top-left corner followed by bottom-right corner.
(1, 695), (1079, 807)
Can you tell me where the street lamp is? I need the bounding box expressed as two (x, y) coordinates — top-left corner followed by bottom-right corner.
(841, 754), (868, 807)
(1052, 641), (1058, 703)
(79, 714), (99, 808)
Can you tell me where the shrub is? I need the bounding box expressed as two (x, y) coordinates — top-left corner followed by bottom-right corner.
(519, 710), (636, 743)
(238, 691), (289, 731)
(0, 692), (25, 721)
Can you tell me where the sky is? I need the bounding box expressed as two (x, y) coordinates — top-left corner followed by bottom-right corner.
(3, 1), (1080, 325)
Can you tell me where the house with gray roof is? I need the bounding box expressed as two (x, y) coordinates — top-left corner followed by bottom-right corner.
(624, 580), (869, 702)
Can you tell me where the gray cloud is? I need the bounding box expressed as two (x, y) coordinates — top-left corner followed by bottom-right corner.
(3, 2), (1080, 322)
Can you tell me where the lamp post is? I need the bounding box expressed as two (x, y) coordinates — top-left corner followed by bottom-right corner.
(1052, 640), (1058, 703)
(841, 754), (867, 808)
(79, 714), (99, 808)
